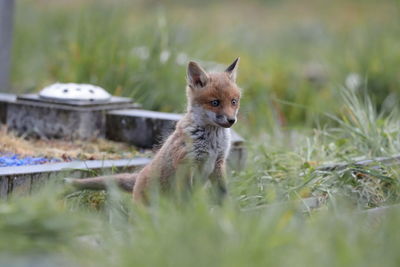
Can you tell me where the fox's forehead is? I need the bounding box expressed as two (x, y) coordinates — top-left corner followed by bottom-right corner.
(197, 72), (241, 100)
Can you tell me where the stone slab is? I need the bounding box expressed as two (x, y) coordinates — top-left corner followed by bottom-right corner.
(0, 158), (151, 198)
(106, 109), (182, 148)
(6, 95), (138, 139)
(0, 92), (17, 102)
(18, 94), (138, 108)
(109, 109), (183, 121)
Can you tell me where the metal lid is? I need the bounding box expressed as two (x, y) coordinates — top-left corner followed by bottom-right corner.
(39, 83), (111, 103)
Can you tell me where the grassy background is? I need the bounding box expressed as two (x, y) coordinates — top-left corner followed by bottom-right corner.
(11, 0), (400, 132)
(3, 0), (400, 265)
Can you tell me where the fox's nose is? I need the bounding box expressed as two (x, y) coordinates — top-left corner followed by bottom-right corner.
(228, 118), (236, 125)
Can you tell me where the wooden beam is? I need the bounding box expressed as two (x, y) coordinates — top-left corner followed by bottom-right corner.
(317, 154), (400, 171)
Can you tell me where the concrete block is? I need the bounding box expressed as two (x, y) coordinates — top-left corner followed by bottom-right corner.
(6, 94), (137, 139)
(106, 109), (182, 148)
(0, 92), (16, 124)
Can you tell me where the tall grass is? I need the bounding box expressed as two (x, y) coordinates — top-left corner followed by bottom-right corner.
(3, 87), (399, 265)
(232, 88), (400, 209)
(2, 179), (400, 266)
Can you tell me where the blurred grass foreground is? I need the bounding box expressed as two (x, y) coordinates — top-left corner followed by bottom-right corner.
(3, 0), (400, 266)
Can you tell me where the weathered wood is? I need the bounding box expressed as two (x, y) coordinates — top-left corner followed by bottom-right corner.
(0, 0), (14, 91)
(0, 158), (150, 198)
(11, 174), (32, 196)
(241, 197), (324, 213)
(0, 176), (8, 199)
(317, 154), (400, 171)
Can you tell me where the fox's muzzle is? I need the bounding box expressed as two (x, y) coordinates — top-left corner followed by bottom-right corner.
(215, 114), (237, 128)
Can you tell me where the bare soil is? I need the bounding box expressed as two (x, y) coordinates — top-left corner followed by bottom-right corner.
(0, 126), (145, 161)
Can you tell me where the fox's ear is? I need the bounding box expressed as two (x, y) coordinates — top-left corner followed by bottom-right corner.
(225, 57), (240, 82)
(187, 61), (209, 88)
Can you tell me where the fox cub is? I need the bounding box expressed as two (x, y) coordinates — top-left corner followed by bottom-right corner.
(67, 58), (241, 204)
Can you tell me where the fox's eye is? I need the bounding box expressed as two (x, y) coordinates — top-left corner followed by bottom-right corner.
(210, 100), (220, 107)
(231, 99), (237, 106)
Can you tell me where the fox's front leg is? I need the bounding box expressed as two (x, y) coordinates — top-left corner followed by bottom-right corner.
(209, 157), (228, 200)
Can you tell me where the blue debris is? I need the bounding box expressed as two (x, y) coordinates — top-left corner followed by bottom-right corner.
(0, 153), (60, 167)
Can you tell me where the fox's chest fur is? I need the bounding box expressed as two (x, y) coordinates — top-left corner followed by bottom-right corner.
(155, 115), (231, 183)
(187, 125), (231, 178)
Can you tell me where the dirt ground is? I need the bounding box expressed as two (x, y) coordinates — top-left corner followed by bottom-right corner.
(0, 126), (147, 161)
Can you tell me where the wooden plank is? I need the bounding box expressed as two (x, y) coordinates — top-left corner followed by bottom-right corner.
(11, 174), (31, 196)
(0, 158), (150, 197)
(317, 154), (400, 171)
(0, 176), (8, 199)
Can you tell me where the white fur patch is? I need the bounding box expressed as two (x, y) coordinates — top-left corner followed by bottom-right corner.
(185, 119), (231, 180)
